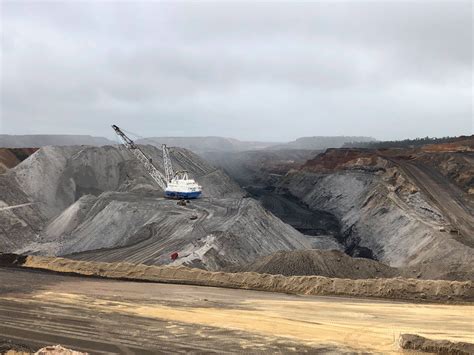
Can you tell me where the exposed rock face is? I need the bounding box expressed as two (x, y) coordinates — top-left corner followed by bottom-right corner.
(414, 151), (474, 193)
(1, 145), (313, 270)
(280, 148), (474, 280)
(0, 148), (38, 173)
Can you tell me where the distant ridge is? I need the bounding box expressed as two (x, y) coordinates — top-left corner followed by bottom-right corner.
(342, 135), (473, 149)
(269, 136), (376, 150)
(137, 136), (279, 153)
(0, 135), (115, 148)
(0, 133), (377, 152)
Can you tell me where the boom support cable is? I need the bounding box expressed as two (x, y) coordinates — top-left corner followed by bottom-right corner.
(111, 125), (168, 190)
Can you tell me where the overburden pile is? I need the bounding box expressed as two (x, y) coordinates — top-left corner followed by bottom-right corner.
(0, 145), (320, 270)
(235, 249), (398, 279)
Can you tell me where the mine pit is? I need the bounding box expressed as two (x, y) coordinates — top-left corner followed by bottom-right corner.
(1, 136), (473, 353)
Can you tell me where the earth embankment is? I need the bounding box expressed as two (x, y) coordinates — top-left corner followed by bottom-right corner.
(4, 254), (472, 302)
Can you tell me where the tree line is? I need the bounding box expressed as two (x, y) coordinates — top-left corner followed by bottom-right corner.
(342, 135), (470, 149)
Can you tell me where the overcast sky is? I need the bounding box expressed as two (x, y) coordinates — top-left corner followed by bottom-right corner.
(1, 1), (472, 141)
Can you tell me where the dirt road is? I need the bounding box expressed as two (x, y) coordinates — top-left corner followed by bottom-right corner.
(0, 268), (472, 354)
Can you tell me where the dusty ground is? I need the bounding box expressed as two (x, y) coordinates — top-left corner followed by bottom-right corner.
(0, 267), (472, 354)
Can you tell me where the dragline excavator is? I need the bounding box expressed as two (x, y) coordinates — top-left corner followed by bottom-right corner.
(111, 125), (202, 199)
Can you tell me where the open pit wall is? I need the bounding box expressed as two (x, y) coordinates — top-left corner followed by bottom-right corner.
(6, 255), (473, 303)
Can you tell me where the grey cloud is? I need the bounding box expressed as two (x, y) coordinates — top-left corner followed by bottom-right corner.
(0, 1), (472, 140)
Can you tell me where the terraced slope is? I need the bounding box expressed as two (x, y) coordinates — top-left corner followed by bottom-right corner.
(280, 148), (474, 280)
(52, 196), (311, 269)
(390, 157), (474, 246)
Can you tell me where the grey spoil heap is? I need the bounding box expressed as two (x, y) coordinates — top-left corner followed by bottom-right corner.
(0, 144), (314, 270)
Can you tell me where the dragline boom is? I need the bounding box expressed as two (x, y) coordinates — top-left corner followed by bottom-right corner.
(111, 124), (168, 190)
(162, 144), (175, 182)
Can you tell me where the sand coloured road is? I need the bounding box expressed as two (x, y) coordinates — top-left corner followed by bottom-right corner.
(1, 268), (473, 353)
